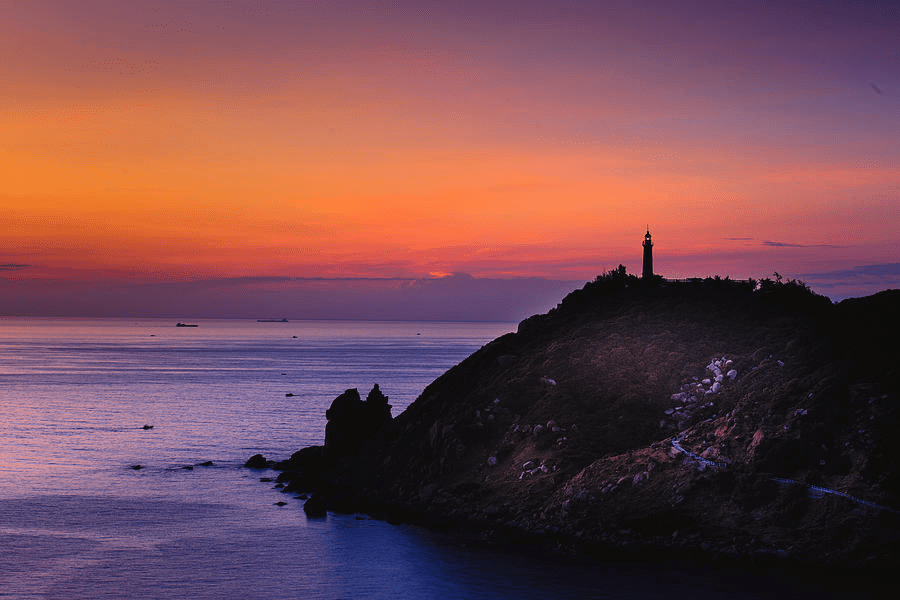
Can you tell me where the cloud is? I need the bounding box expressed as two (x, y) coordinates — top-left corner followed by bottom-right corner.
(798, 262), (900, 300)
(0, 272), (584, 321)
(179, 275), (417, 287)
(761, 240), (839, 248)
(801, 262), (900, 281)
(719, 238), (840, 248)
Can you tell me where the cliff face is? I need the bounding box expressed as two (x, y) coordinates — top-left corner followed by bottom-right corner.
(274, 276), (900, 568)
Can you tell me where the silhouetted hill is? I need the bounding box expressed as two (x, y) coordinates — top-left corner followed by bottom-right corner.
(270, 273), (900, 569)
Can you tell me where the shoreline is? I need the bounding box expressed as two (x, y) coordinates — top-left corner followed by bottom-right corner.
(251, 453), (896, 590)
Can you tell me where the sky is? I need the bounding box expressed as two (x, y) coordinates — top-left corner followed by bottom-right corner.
(2, 0), (898, 320)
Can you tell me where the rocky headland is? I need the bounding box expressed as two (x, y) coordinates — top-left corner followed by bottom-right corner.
(251, 270), (900, 570)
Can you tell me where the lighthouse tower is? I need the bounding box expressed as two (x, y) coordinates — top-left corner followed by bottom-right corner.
(642, 229), (653, 279)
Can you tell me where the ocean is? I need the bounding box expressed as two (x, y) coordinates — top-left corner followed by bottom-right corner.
(0, 318), (856, 599)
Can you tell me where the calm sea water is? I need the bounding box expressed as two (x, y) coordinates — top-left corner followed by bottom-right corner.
(0, 318), (858, 599)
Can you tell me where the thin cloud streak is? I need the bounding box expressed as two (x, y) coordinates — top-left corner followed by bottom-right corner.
(720, 237), (842, 249)
(761, 241), (841, 248)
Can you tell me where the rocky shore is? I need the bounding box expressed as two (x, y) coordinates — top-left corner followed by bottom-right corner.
(250, 272), (900, 570)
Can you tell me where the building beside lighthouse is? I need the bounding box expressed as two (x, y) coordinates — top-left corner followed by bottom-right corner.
(642, 229), (653, 279)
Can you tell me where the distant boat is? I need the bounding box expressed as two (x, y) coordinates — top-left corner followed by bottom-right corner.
(176, 322), (198, 327)
(257, 318), (289, 322)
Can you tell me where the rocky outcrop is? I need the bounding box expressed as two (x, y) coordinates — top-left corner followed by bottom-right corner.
(244, 454), (273, 469)
(274, 445), (326, 493)
(324, 384), (392, 457)
(269, 385), (393, 513)
(260, 276), (900, 570)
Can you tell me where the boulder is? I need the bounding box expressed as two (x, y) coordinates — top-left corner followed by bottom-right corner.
(244, 453), (272, 469)
(303, 493), (328, 518)
(277, 446), (326, 493)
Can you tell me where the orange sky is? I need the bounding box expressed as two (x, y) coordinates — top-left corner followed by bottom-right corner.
(2, 1), (899, 317)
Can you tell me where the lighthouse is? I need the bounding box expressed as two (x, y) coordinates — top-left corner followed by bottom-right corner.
(642, 229), (653, 279)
